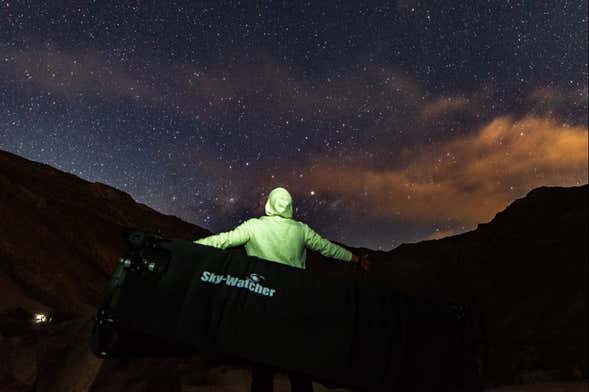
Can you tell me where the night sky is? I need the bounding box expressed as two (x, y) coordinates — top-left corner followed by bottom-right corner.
(1, 1), (587, 250)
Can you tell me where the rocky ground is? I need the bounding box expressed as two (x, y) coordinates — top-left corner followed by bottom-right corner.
(183, 366), (587, 391)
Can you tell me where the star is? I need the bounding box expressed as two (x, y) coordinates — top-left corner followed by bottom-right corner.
(0, 1), (585, 250)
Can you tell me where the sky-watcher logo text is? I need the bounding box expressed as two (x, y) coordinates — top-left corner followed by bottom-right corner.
(200, 271), (276, 297)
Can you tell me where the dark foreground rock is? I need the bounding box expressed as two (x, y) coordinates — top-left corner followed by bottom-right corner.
(307, 184), (588, 386)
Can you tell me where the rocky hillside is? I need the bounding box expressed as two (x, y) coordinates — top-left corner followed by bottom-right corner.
(338, 184), (587, 386)
(0, 149), (211, 391)
(0, 148), (586, 390)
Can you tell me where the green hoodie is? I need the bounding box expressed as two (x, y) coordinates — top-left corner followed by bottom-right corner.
(194, 187), (353, 269)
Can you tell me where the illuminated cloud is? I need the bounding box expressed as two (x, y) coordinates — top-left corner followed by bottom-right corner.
(4, 45), (586, 239)
(527, 85), (589, 120)
(425, 228), (461, 240)
(289, 115), (588, 226)
(420, 96), (472, 120)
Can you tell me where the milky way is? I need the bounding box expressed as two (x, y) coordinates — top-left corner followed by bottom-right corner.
(1, 1), (587, 250)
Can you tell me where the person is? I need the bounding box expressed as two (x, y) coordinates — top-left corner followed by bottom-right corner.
(193, 186), (370, 392)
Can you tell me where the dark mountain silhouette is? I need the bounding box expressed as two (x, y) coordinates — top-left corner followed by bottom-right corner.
(0, 148), (586, 390)
(350, 184), (588, 385)
(305, 183), (588, 386)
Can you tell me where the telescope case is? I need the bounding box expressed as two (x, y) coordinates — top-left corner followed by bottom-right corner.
(90, 231), (482, 391)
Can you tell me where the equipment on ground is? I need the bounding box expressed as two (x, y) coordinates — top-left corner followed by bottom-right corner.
(90, 229), (483, 391)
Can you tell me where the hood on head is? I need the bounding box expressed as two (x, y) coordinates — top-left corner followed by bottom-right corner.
(264, 187), (293, 218)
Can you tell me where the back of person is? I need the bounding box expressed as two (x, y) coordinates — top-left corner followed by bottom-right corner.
(244, 215), (309, 268)
(193, 186), (364, 392)
(194, 187), (353, 269)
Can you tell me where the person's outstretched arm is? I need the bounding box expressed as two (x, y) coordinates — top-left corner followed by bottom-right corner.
(302, 223), (354, 262)
(194, 220), (251, 249)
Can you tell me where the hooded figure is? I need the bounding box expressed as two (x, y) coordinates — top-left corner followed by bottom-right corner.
(194, 187), (361, 392)
(194, 186), (355, 269)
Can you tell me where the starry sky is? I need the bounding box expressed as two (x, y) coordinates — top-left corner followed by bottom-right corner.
(1, 1), (587, 250)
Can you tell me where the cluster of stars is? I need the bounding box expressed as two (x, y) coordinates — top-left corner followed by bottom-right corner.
(0, 1), (586, 249)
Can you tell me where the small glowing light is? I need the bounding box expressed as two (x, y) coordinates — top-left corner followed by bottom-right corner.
(310, 190), (315, 196)
(33, 313), (48, 324)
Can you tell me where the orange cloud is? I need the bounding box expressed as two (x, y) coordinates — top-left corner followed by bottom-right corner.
(286, 115), (588, 226)
(420, 96), (472, 119)
(425, 228), (461, 240)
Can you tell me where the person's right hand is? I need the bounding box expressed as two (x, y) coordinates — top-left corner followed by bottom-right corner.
(351, 254), (371, 272)
(358, 254), (371, 272)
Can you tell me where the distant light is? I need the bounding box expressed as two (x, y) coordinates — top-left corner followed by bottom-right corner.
(310, 190), (315, 196)
(33, 313), (49, 324)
